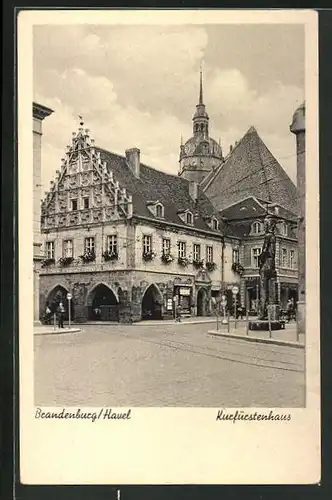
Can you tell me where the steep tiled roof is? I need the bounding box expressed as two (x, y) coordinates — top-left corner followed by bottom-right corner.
(202, 126), (299, 214)
(97, 148), (225, 234)
(220, 196), (297, 239)
(220, 196), (297, 222)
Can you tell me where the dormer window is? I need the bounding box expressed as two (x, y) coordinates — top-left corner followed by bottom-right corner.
(178, 209), (194, 226)
(156, 204), (164, 218)
(186, 212), (193, 225)
(212, 218), (219, 230)
(252, 221), (263, 234)
(147, 200), (164, 219)
(280, 222), (288, 236)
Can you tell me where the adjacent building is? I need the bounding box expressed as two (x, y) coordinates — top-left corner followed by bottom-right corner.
(33, 102), (53, 324)
(290, 102), (305, 333)
(201, 124), (299, 312)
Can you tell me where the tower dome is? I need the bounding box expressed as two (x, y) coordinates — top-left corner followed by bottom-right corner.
(179, 69), (223, 184)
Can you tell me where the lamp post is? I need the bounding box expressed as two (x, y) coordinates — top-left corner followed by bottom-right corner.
(67, 293), (72, 329)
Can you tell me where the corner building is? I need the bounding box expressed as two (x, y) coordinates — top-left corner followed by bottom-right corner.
(39, 121), (240, 323)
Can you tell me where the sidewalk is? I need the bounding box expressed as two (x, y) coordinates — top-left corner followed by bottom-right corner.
(34, 325), (81, 336)
(208, 321), (304, 348)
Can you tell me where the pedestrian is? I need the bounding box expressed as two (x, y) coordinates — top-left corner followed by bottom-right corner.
(286, 299), (293, 322)
(176, 303), (182, 322)
(237, 304), (244, 320)
(57, 301), (65, 328)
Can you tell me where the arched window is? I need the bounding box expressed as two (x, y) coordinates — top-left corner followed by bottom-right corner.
(195, 124), (199, 132)
(186, 212), (193, 225)
(156, 204), (164, 218)
(212, 218), (219, 230)
(252, 221), (262, 234)
(200, 123), (204, 131)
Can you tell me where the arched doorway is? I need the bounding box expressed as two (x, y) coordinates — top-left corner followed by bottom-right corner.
(87, 284), (119, 321)
(141, 284), (163, 320)
(46, 285), (74, 321)
(197, 288), (207, 316)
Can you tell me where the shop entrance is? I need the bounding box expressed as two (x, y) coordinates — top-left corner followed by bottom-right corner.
(141, 284), (163, 320)
(197, 288), (207, 316)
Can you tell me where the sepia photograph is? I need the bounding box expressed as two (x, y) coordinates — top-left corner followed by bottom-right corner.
(19, 9), (320, 485)
(33, 22), (306, 408)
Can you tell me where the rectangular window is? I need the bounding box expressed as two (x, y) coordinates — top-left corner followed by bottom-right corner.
(193, 243), (201, 261)
(162, 238), (171, 255)
(232, 249), (239, 264)
(178, 241), (186, 258)
(45, 241), (55, 259)
(63, 239), (73, 258)
(143, 235), (152, 254)
(71, 199), (78, 211)
(252, 248), (261, 268)
(289, 249), (295, 269)
(83, 197), (89, 209)
(85, 237), (95, 253)
(107, 235), (118, 254)
(206, 245), (213, 263)
(281, 248), (288, 267)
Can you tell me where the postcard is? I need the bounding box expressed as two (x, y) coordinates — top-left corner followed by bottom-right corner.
(18, 9), (320, 484)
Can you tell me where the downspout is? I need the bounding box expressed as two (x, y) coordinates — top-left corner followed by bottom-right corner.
(221, 238), (225, 295)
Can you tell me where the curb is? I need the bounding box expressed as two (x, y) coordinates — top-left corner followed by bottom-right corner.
(208, 330), (305, 349)
(83, 319), (218, 326)
(34, 327), (81, 336)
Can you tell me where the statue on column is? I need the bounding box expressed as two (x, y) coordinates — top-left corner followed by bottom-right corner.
(258, 215), (277, 320)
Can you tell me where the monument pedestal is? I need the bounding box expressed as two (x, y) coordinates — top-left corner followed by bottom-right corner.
(248, 319), (286, 331)
(249, 304), (285, 331)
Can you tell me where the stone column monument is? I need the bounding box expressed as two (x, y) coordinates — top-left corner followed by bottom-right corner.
(33, 102), (53, 324)
(258, 215), (278, 321)
(290, 102), (305, 334)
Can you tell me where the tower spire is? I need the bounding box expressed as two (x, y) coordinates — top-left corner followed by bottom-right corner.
(199, 64), (203, 105)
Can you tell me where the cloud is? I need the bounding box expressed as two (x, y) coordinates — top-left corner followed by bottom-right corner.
(34, 25), (303, 192)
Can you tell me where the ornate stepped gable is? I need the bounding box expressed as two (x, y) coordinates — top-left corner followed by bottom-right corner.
(41, 121), (133, 230)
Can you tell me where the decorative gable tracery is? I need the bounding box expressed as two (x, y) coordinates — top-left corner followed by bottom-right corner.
(41, 120), (133, 230)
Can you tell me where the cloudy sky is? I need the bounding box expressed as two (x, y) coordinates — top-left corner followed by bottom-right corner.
(33, 24), (304, 191)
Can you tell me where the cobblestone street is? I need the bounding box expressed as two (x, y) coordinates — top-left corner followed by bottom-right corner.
(34, 322), (305, 407)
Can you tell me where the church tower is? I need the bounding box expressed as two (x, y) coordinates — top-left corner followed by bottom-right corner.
(179, 69), (223, 184)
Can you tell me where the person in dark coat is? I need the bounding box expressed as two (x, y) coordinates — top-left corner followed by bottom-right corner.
(57, 302), (65, 328)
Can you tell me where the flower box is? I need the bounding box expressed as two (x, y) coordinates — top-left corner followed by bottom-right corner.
(41, 258), (55, 268)
(232, 262), (245, 275)
(102, 251), (119, 262)
(206, 262), (216, 272)
(178, 257), (189, 267)
(193, 259), (204, 269)
(142, 251), (156, 262)
(58, 256), (74, 267)
(161, 253), (173, 264)
(80, 250), (96, 263)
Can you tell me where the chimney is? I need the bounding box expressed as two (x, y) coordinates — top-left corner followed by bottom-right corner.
(125, 148), (140, 177)
(189, 180), (198, 203)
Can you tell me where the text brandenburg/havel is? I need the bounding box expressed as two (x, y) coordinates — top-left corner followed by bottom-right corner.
(35, 407), (132, 422)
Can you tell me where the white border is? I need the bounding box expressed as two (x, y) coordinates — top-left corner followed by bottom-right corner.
(19, 9), (320, 484)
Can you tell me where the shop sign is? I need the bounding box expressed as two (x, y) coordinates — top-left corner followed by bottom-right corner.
(167, 299), (173, 310)
(179, 287), (191, 296)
